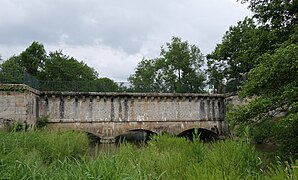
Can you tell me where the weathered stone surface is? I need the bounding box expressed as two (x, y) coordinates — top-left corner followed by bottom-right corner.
(47, 120), (226, 139)
(0, 85), (39, 126)
(39, 92), (227, 138)
(0, 84), (227, 139)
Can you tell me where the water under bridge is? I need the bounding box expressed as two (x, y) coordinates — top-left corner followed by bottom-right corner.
(0, 84), (228, 142)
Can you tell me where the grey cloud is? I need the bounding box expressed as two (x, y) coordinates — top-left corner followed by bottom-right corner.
(0, 0), (250, 55)
(1, 0), (160, 53)
(0, 0), (251, 81)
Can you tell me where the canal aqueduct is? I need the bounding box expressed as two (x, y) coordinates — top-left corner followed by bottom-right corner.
(0, 84), (228, 142)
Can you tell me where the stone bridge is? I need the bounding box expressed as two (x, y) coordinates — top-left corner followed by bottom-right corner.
(0, 84), (227, 142)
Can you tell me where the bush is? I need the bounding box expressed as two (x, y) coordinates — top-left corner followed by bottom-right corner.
(10, 121), (23, 132)
(35, 115), (49, 129)
(252, 119), (278, 144)
(276, 113), (298, 159)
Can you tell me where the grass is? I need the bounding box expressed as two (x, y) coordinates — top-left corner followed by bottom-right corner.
(0, 130), (297, 179)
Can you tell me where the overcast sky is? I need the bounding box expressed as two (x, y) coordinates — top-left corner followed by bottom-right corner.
(0, 0), (251, 81)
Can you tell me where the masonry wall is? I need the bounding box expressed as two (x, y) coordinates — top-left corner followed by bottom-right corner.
(0, 85), (39, 126)
(0, 85), (227, 136)
(39, 92), (225, 123)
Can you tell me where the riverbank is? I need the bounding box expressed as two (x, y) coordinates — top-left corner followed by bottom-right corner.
(0, 130), (297, 179)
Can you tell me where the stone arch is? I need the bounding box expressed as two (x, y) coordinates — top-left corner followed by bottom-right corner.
(85, 131), (101, 144)
(115, 128), (157, 143)
(178, 128), (218, 141)
(129, 129), (157, 136)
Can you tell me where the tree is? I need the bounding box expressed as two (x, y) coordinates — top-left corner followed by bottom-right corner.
(240, 0), (298, 29)
(207, 18), (277, 93)
(19, 41), (47, 76)
(0, 56), (24, 83)
(129, 37), (205, 93)
(40, 50), (98, 81)
(161, 37), (205, 93)
(93, 78), (120, 92)
(128, 58), (162, 92)
(0, 42), (99, 82)
(223, 0), (298, 157)
(0, 41), (47, 80)
(227, 44), (298, 156)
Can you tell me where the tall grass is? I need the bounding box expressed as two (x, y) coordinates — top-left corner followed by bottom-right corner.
(186, 140), (262, 179)
(0, 130), (296, 179)
(0, 129), (89, 179)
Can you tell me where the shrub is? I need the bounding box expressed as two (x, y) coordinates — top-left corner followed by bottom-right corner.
(35, 115), (49, 129)
(275, 113), (298, 159)
(252, 119), (278, 144)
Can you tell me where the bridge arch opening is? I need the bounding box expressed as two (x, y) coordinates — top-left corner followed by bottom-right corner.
(115, 129), (157, 143)
(86, 132), (101, 145)
(178, 128), (218, 141)
(58, 129), (102, 145)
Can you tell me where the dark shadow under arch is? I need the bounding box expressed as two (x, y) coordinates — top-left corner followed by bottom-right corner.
(86, 132), (101, 144)
(115, 129), (157, 143)
(178, 128), (218, 141)
(62, 129), (102, 145)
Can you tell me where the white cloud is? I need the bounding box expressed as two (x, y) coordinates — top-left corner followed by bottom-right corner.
(0, 0), (251, 81)
(46, 44), (142, 82)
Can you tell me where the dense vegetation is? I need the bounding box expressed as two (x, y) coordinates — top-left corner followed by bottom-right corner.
(0, 42), (122, 92)
(0, 42), (98, 81)
(207, 0), (298, 159)
(0, 130), (297, 179)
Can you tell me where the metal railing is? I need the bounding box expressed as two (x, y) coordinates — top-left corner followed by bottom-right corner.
(0, 71), (130, 92)
(0, 70), (24, 84)
(0, 71), (207, 93)
(0, 71), (40, 89)
(24, 72), (40, 90)
(39, 81), (128, 92)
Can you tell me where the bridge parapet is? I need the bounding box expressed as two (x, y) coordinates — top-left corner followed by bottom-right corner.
(39, 91), (225, 122)
(0, 84), (227, 140)
(39, 91), (226, 138)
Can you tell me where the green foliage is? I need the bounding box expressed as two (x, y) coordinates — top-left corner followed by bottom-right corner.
(0, 42), (123, 92)
(228, 44), (298, 157)
(0, 85), (26, 92)
(0, 56), (24, 83)
(240, 44), (298, 97)
(137, 135), (197, 179)
(192, 132), (205, 163)
(0, 131), (296, 179)
(9, 121), (23, 132)
(129, 37), (205, 93)
(240, 0), (298, 30)
(275, 113), (298, 158)
(190, 140), (262, 179)
(266, 160), (298, 180)
(212, 1), (298, 159)
(93, 78), (120, 92)
(224, 79), (240, 93)
(207, 18), (273, 93)
(0, 130), (88, 165)
(128, 58), (162, 92)
(35, 116), (49, 129)
(0, 42), (98, 82)
(208, 0), (298, 93)
(252, 120), (278, 144)
(39, 50), (98, 81)
(19, 41), (47, 76)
